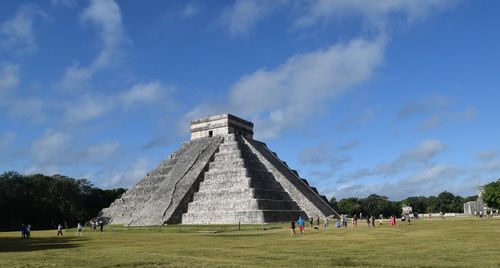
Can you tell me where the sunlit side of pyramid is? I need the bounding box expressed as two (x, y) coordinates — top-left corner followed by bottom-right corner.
(99, 114), (338, 225)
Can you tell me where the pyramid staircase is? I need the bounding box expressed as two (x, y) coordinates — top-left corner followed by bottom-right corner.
(182, 134), (305, 224)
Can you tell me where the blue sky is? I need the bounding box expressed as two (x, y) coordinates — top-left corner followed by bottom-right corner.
(1, 0), (499, 200)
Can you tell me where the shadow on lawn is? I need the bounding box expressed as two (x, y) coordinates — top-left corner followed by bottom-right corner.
(0, 236), (87, 253)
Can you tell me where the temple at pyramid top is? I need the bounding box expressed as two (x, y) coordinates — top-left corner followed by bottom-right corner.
(190, 114), (254, 140)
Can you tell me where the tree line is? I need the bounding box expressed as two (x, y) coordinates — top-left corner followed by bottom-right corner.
(329, 191), (478, 218)
(0, 171), (125, 231)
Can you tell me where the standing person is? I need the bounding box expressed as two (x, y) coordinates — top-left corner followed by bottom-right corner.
(57, 224), (63, 236)
(309, 217), (313, 229)
(99, 220), (103, 232)
(21, 224), (27, 239)
(76, 223), (83, 236)
(323, 217), (329, 229)
(366, 216), (371, 228)
(289, 219), (296, 236)
(26, 224), (31, 238)
(297, 216), (305, 235)
(353, 215), (358, 228)
(370, 216), (375, 228)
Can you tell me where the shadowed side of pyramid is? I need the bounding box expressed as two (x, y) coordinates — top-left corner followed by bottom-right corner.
(99, 136), (223, 226)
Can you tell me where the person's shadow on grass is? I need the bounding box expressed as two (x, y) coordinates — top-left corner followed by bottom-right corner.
(0, 236), (87, 252)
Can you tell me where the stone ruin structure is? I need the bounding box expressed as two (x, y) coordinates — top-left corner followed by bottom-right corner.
(99, 114), (339, 225)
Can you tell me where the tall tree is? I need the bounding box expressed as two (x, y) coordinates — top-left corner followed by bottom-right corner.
(483, 179), (500, 209)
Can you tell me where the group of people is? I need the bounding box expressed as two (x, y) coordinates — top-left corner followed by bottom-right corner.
(290, 215), (332, 236)
(20, 221), (104, 238)
(20, 224), (31, 239)
(290, 213), (398, 234)
(89, 219), (104, 232)
(75, 220), (104, 236)
(339, 214), (377, 229)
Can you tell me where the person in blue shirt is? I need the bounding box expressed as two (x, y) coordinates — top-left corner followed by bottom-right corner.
(297, 216), (305, 235)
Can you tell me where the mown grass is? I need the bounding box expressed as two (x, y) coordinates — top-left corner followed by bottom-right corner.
(0, 217), (499, 267)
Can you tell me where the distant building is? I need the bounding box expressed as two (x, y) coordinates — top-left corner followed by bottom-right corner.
(463, 185), (497, 215)
(402, 205), (413, 215)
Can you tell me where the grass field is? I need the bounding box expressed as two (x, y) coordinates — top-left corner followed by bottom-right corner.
(1, 217), (499, 267)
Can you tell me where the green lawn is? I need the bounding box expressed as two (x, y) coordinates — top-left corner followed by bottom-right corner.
(1, 217), (499, 267)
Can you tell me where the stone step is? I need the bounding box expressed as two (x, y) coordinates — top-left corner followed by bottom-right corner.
(208, 159), (246, 169)
(217, 145), (252, 154)
(187, 199), (301, 212)
(201, 175), (251, 185)
(193, 188), (292, 201)
(198, 178), (284, 192)
(204, 169), (248, 179)
(182, 210), (306, 224)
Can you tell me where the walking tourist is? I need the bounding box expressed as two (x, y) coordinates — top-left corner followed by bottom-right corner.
(99, 220), (104, 232)
(21, 224), (27, 239)
(352, 214), (358, 228)
(26, 224), (31, 238)
(76, 223), (83, 236)
(297, 216), (305, 235)
(309, 217), (313, 229)
(323, 217), (328, 229)
(370, 216), (375, 228)
(316, 215), (320, 227)
(366, 216), (371, 227)
(290, 219), (296, 236)
(57, 224), (63, 236)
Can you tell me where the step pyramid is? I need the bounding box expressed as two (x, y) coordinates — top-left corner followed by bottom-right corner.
(99, 114), (339, 225)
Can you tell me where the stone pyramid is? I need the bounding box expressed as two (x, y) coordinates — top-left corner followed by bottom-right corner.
(99, 114), (338, 225)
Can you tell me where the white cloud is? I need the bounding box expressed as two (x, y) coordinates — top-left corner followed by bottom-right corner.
(120, 82), (167, 108)
(398, 94), (453, 119)
(78, 141), (120, 163)
(299, 141), (356, 168)
(350, 139), (446, 179)
(403, 139), (446, 162)
(63, 82), (170, 122)
(228, 36), (386, 138)
(30, 131), (71, 165)
(220, 0), (284, 36)
(295, 0), (455, 29)
(0, 132), (15, 149)
(0, 4), (47, 53)
(476, 151), (497, 161)
(181, 3), (200, 18)
(102, 158), (150, 188)
(50, 0), (77, 8)
(332, 164), (460, 200)
(456, 106), (477, 121)
(58, 0), (125, 91)
(4, 97), (46, 123)
(0, 63), (19, 92)
(64, 95), (113, 122)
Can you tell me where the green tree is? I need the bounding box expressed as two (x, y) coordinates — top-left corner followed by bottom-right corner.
(483, 180), (500, 208)
(337, 198), (362, 216)
(437, 191), (463, 213)
(401, 196), (427, 213)
(361, 194), (390, 218)
(329, 197), (339, 212)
